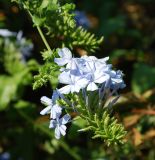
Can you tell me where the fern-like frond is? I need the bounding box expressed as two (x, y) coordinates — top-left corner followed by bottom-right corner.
(33, 62), (59, 90)
(81, 111), (127, 145)
(12, 0), (103, 53)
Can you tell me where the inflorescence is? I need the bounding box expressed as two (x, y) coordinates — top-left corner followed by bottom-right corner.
(40, 48), (126, 140)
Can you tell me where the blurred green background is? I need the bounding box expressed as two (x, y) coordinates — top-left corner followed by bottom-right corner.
(0, 0), (155, 159)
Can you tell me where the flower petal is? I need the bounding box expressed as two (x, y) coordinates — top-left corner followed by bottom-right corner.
(0, 29), (16, 37)
(98, 57), (109, 63)
(58, 48), (72, 59)
(94, 73), (110, 84)
(54, 58), (69, 66)
(70, 84), (81, 93)
(66, 59), (77, 70)
(111, 78), (123, 83)
(110, 70), (117, 77)
(89, 56), (98, 60)
(40, 96), (52, 106)
(59, 85), (71, 94)
(52, 90), (59, 103)
(49, 120), (56, 128)
(58, 72), (72, 84)
(59, 125), (67, 136)
(60, 114), (71, 125)
(76, 78), (88, 88)
(40, 105), (51, 115)
(55, 126), (61, 139)
(87, 82), (98, 91)
(50, 104), (62, 119)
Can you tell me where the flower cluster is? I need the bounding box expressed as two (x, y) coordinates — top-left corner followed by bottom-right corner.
(40, 91), (71, 139)
(40, 48), (125, 139)
(55, 48), (125, 94)
(0, 29), (33, 61)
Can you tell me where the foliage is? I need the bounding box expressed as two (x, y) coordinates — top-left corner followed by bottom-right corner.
(10, 0), (127, 145)
(12, 0), (103, 52)
(81, 111), (127, 145)
(0, 0), (155, 159)
(0, 35), (37, 110)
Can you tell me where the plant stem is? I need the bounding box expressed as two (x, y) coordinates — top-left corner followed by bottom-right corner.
(36, 26), (52, 53)
(25, 6), (52, 53)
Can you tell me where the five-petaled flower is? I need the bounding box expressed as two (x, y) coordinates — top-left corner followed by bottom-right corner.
(49, 114), (71, 139)
(40, 91), (62, 119)
(58, 71), (88, 94)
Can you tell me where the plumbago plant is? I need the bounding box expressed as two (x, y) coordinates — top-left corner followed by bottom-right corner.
(12, 0), (127, 145)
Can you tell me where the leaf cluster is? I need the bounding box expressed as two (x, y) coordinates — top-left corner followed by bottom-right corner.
(12, 0), (103, 52)
(80, 110), (127, 145)
(33, 60), (60, 90)
(61, 93), (127, 145)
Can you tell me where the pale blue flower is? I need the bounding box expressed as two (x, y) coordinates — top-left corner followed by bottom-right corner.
(0, 29), (33, 62)
(0, 29), (16, 37)
(49, 114), (71, 139)
(54, 48), (80, 75)
(75, 56), (110, 91)
(86, 71), (110, 91)
(79, 55), (109, 73)
(58, 71), (88, 94)
(74, 11), (91, 29)
(40, 96), (52, 115)
(16, 31), (33, 59)
(51, 90), (60, 103)
(54, 47), (125, 94)
(50, 104), (62, 119)
(54, 48), (72, 67)
(40, 91), (62, 119)
(108, 70), (126, 90)
(80, 56), (125, 92)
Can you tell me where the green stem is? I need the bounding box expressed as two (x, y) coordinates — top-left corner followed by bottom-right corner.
(25, 7), (52, 53)
(36, 26), (52, 53)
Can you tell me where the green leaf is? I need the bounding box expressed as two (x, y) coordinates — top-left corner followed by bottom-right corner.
(32, 15), (46, 26)
(132, 63), (155, 94)
(0, 70), (32, 110)
(39, 0), (58, 11)
(0, 76), (18, 110)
